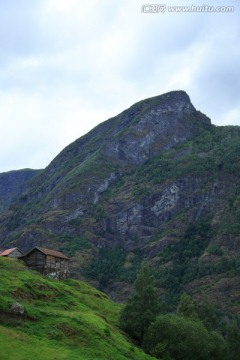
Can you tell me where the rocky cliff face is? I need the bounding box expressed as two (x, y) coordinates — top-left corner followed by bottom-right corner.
(104, 91), (209, 165)
(0, 90), (240, 311)
(0, 169), (40, 213)
(16, 91), (210, 211)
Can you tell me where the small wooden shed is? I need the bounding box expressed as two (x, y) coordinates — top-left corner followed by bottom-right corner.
(0, 247), (23, 258)
(21, 247), (70, 279)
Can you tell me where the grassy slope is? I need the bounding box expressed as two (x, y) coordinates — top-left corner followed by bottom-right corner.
(0, 257), (155, 360)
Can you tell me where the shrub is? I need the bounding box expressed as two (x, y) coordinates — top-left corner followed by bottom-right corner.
(143, 314), (227, 360)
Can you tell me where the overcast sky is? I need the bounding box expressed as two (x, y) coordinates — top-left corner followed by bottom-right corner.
(0, 0), (239, 173)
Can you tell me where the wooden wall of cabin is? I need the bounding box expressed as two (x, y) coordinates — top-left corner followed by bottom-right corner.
(23, 250), (46, 272)
(23, 251), (69, 279)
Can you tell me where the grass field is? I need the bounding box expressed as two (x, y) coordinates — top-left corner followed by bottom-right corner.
(0, 257), (155, 360)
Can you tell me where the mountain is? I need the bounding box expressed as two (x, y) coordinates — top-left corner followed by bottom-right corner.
(0, 90), (240, 311)
(0, 256), (154, 360)
(0, 169), (40, 212)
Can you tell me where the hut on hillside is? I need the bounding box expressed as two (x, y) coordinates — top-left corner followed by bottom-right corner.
(21, 247), (70, 279)
(0, 247), (23, 258)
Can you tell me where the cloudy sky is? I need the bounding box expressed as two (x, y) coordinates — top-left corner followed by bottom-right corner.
(0, 0), (239, 172)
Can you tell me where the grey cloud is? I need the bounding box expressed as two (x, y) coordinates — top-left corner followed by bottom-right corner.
(0, 0), (239, 172)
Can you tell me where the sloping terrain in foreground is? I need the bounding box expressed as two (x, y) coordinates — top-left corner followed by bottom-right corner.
(0, 257), (155, 360)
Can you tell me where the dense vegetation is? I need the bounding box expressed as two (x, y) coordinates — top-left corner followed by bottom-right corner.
(0, 257), (154, 360)
(120, 263), (240, 360)
(85, 247), (143, 286)
(1, 257), (240, 360)
(119, 262), (159, 343)
(156, 219), (213, 298)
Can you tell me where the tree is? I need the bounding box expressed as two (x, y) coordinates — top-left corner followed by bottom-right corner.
(196, 298), (218, 331)
(119, 261), (159, 343)
(177, 293), (198, 319)
(227, 321), (240, 360)
(143, 314), (227, 360)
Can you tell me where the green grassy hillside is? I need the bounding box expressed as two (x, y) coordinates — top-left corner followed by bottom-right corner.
(0, 257), (155, 360)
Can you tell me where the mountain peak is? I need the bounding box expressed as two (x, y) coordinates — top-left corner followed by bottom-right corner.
(132, 90), (193, 111)
(146, 89), (191, 101)
(1, 91), (240, 315)
(104, 90), (210, 165)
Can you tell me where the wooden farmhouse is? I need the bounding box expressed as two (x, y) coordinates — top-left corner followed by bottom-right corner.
(0, 247), (23, 258)
(21, 247), (70, 279)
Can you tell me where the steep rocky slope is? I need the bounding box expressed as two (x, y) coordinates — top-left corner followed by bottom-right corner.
(0, 169), (40, 213)
(0, 90), (240, 311)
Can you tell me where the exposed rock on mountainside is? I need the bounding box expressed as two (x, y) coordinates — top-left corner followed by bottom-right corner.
(0, 169), (40, 212)
(0, 90), (240, 310)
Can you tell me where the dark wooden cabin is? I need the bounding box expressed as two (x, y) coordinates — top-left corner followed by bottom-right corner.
(0, 247), (23, 258)
(21, 247), (70, 279)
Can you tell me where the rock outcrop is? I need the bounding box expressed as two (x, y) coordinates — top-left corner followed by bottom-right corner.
(0, 169), (39, 212)
(0, 90), (239, 310)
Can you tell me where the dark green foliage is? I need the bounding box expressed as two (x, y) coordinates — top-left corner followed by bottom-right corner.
(131, 125), (240, 200)
(177, 294), (220, 333)
(85, 247), (126, 286)
(207, 244), (223, 256)
(220, 185), (240, 236)
(120, 286), (238, 359)
(85, 248), (142, 286)
(196, 298), (218, 331)
(157, 220), (213, 297)
(91, 204), (107, 222)
(202, 256), (240, 277)
(227, 321), (240, 360)
(177, 293), (198, 319)
(59, 235), (91, 257)
(143, 314), (227, 360)
(119, 262), (159, 343)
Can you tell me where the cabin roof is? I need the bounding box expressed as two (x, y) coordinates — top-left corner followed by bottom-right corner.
(0, 247), (23, 256)
(24, 246), (69, 260)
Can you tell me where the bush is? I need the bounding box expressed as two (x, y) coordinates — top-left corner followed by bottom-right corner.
(143, 314), (227, 360)
(207, 245), (223, 256)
